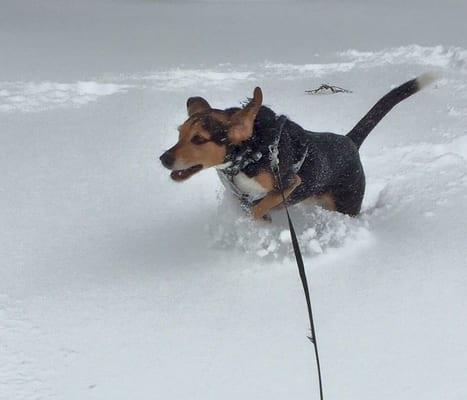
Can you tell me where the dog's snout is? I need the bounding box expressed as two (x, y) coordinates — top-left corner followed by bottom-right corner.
(160, 151), (175, 169)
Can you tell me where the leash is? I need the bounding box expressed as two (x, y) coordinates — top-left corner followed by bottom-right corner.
(271, 117), (324, 400)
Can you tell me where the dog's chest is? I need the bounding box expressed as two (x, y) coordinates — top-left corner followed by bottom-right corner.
(218, 171), (268, 201)
(232, 172), (268, 199)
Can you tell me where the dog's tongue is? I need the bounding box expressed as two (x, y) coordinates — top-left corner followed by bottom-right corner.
(170, 165), (202, 181)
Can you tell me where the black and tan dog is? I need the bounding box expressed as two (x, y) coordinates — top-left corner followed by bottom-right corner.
(160, 74), (435, 220)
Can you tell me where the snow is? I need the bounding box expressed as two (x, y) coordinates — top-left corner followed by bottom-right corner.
(1, 1), (467, 399)
(0, 81), (131, 112)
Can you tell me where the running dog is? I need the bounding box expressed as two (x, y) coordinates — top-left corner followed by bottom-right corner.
(160, 74), (435, 220)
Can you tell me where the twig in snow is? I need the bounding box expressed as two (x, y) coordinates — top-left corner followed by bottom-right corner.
(305, 84), (352, 95)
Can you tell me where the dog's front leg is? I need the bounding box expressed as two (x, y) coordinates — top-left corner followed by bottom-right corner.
(250, 175), (301, 220)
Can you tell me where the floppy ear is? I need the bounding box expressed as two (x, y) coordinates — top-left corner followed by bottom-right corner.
(186, 96), (211, 116)
(228, 87), (263, 144)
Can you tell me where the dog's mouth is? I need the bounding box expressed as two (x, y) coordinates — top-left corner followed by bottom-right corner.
(170, 164), (203, 181)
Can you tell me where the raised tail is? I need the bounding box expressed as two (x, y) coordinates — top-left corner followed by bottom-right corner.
(347, 73), (438, 149)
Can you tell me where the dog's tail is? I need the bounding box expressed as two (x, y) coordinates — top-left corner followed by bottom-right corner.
(347, 73), (438, 149)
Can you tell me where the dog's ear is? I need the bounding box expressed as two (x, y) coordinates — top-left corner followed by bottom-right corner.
(228, 87), (263, 144)
(187, 97), (211, 116)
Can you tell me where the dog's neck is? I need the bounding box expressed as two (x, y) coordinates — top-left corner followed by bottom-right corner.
(218, 106), (281, 177)
(217, 143), (265, 177)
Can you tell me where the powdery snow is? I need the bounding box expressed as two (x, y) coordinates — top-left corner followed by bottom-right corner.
(1, 1), (467, 400)
(0, 81), (131, 113)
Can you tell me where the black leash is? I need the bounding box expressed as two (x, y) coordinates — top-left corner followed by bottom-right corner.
(283, 205), (324, 400)
(271, 117), (324, 400)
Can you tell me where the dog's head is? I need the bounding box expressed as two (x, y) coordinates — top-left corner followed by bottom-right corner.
(160, 87), (263, 181)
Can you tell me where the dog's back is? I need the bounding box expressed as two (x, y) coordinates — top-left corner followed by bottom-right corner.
(288, 129), (364, 215)
(258, 74), (438, 215)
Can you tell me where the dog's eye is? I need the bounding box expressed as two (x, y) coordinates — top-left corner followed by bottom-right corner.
(191, 134), (209, 145)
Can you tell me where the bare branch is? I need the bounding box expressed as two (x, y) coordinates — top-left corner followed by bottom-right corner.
(305, 84), (352, 95)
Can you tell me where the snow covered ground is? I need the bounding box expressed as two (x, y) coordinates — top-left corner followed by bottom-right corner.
(1, 1), (467, 399)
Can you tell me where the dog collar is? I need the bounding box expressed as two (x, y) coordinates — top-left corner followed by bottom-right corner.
(219, 115), (288, 176)
(218, 146), (263, 177)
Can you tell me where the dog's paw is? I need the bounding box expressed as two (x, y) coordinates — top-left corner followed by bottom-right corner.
(250, 206), (264, 220)
(292, 175), (302, 189)
(249, 204), (272, 221)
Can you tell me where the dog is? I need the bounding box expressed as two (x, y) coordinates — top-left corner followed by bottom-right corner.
(160, 74), (435, 220)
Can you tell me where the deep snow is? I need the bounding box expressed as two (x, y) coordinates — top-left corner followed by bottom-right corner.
(1, 1), (467, 400)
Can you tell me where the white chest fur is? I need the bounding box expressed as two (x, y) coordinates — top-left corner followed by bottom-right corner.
(232, 172), (268, 201)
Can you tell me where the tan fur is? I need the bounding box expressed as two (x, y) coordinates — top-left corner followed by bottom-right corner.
(174, 118), (226, 168)
(169, 88), (263, 173)
(228, 87), (263, 144)
(304, 193), (337, 212)
(250, 175), (302, 220)
(253, 170), (275, 191)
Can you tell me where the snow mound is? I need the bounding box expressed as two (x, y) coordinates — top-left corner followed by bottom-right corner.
(126, 45), (467, 94)
(340, 45), (467, 71)
(0, 81), (131, 113)
(140, 69), (254, 91)
(209, 192), (371, 259)
(264, 45), (467, 79)
(263, 61), (355, 77)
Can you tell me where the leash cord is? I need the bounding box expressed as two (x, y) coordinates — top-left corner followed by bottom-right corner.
(272, 118), (324, 400)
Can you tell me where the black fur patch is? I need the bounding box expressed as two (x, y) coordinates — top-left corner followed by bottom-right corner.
(199, 115), (229, 145)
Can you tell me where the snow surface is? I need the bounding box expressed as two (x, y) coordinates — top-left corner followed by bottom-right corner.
(1, 1), (467, 399)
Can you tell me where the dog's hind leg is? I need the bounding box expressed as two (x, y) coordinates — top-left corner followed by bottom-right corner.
(333, 180), (365, 216)
(250, 175), (301, 220)
(305, 193), (338, 212)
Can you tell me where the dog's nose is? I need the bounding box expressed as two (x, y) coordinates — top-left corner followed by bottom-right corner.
(159, 151), (175, 169)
